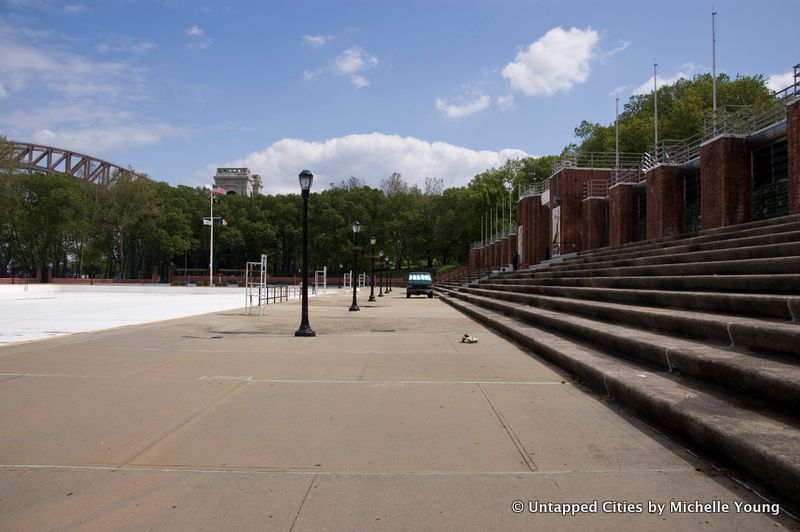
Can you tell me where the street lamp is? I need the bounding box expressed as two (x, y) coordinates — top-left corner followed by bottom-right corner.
(368, 236), (376, 302)
(349, 220), (361, 311)
(378, 250), (384, 297)
(295, 170), (315, 337)
(386, 255), (392, 294)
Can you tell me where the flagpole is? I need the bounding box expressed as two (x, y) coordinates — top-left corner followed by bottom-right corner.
(209, 188), (214, 287)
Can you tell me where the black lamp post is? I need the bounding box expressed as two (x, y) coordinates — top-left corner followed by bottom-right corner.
(385, 255), (392, 294)
(349, 221), (361, 311)
(378, 250), (384, 297)
(295, 170), (315, 337)
(368, 236), (376, 302)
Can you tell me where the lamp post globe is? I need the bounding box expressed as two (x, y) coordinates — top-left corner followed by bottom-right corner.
(295, 170), (315, 337)
(349, 221), (361, 311)
(368, 236), (376, 302)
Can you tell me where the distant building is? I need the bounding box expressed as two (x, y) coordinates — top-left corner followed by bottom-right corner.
(213, 168), (262, 196)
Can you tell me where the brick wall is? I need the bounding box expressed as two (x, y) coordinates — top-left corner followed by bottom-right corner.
(700, 136), (751, 230)
(608, 184), (637, 247)
(581, 198), (608, 251)
(788, 100), (800, 215)
(646, 165), (684, 239)
(550, 168), (611, 255)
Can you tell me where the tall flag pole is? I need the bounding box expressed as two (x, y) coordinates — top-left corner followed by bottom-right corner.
(615, 97), (620, 169)
(712, 7), (718, 114)
(209, 188), (214, 287)
(653, 60), (659, 160)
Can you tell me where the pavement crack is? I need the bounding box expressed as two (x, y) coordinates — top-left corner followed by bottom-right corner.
(289, 473), (317, 532)
(477, 383), (537, 472)
(117, 380), (248, 468)
(356, 353), (374, 381)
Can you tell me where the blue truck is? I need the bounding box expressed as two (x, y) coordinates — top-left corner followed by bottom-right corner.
(406, 271), (434, 299)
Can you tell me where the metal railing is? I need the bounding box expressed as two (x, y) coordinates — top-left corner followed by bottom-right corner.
(652, 132), (703, 166)
(582, 179), (609, 199)
(610, 168), (644, 186)
(551, 151), (642, 174)
(519, 178), (551, 200)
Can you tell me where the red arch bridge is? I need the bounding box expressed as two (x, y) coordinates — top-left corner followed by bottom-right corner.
(10, 141), (146, 185)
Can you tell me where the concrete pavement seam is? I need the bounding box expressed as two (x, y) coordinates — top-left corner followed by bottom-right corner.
(289, 473), (317, 532)
(117, 379), (249, 468)
(476, 383), (537, 472)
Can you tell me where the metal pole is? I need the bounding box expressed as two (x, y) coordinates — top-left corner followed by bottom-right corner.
(712, 7), (718, 114)
(295, 188), (314, 336)
(349, 232), (359, 311)
(653, 60), (659, 160)
(368, 241), (375, 302)
(209, 189), (213, 287)
(615, 97), (620, 169)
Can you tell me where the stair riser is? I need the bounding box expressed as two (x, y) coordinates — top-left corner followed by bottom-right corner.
(507, 257), (800, 279)
(477, 283), (796, 320)
(440, 294), (800, 501)
(460, 287), (800, 357)
(568, 215), (800, 264)
(451, 290), (800, 411)
(545, 242), (800, 274)
(461, 287), (732, 345)
(565, 222), (800, 266)
(485, 275), (800, 294)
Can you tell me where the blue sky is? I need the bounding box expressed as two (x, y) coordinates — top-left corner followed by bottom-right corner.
(1, 0), (798, 193)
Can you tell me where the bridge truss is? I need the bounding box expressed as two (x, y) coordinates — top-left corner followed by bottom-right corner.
(10, 141), (145, 185)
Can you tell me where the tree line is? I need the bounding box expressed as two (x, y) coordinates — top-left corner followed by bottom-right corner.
(0, 72), (775, 280)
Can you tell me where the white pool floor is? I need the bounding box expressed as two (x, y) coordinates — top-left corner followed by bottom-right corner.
(0, 285), (264, 344)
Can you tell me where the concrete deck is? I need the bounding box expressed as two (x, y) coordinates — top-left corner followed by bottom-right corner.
(0, 291), (795, 531)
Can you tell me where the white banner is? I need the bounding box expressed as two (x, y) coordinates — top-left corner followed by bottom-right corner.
(551, 206), (561, 257)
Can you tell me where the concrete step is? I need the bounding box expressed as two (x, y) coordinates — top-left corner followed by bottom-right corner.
(547, 241), (800, 275)
(484, 274), (800, 294)
(508, 256), (800, 280)
(559, 227), (800, 269)
(567, 214), (800, 264)
(476, 283), (800, 320)
(458, 286), (800, 357)
(443, 289), (800, 412)
(439, 293), (800, 502)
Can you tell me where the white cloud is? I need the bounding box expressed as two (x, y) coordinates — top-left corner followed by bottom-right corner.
(435, 95), (491, 118)
(185, 25), (211, 49)
(185, 25), (204, 37)
(303, 69), (322, 81)
(350, 74), (369, 88)
(303, 34), (333, 47)
(600, 39), (630, 61)
(30, 123), (182, 153)
(63, 4), (86, 13)
(333, 45), (378, 87)
(502, 26), (600, 96)
(0, 24), (180, 158)
(0, 83), (6, 100)
(216, 133), (528, 194)
(496, 93), (515, 110)
(632, 63), (702, 95)
(608, 85), (629, 97)
(766, 71), (795, 93)
(96, 36), (157, 55)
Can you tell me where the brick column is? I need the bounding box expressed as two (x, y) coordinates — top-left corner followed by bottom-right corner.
(581, 198), (608, 251)
(646, 165), (684, 239)
(700, 136), (751, 230)
(517, 196), (533, 268)
(788, 100), (800, 215)
(509, 234), (518, 267)
(608, 184), (637, 247)
(469, 248), (479, 270)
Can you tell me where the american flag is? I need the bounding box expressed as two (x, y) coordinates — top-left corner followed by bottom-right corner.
(212, 185), (226, 194)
